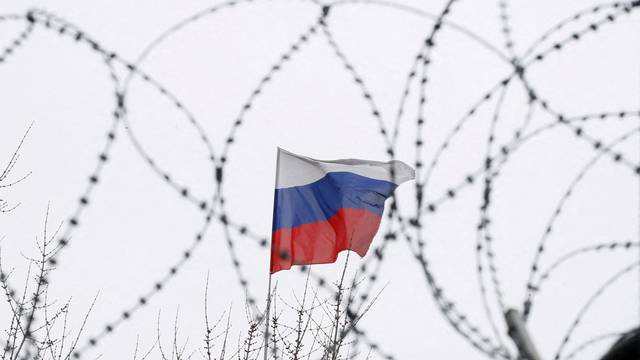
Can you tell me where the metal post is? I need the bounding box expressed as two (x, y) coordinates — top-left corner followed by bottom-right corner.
(505, 309), (543, 360)
(263, 148), (281, 360)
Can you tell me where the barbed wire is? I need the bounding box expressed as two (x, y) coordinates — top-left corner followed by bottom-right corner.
(533, 241), (639, 299)
(523, 127), (640, 320)
(0, 0), (638, 359)
(553, 262), (639, 360)
(563, 331), (627, 360)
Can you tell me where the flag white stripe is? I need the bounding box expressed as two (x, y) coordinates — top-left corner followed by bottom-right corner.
(275, 148), (415, 189)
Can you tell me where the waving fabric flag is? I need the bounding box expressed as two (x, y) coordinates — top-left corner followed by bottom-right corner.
(270, 148), (415, 273)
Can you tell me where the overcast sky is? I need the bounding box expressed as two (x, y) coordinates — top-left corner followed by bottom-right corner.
(0, 0), (639, 359)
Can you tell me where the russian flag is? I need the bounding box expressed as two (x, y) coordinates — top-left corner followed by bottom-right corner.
(270, 148), (415, 273)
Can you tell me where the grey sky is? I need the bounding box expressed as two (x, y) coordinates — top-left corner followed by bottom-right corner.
(0, 0), (638, 359)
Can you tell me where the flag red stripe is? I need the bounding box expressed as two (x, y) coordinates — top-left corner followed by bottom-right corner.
(270, 208), (382, 273)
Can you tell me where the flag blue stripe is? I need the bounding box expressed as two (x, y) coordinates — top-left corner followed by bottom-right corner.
(273, 172), (397, 230)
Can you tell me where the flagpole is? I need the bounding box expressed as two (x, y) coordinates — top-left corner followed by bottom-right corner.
(263, 273), (272, 360)
(263, 147), (281, 360)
